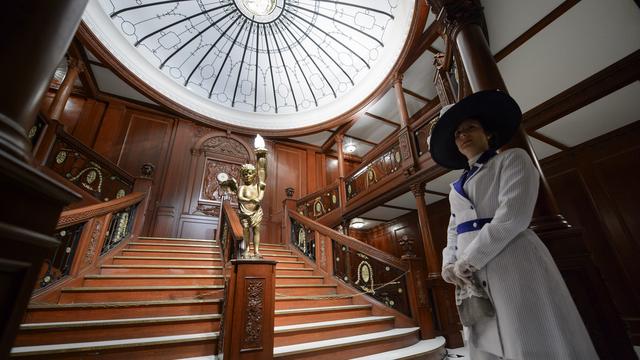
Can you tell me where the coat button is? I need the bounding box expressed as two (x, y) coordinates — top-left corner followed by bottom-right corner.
(473, 222), (478, 228)
(470, 206), (474, 210)
(482, 281), (487, 287)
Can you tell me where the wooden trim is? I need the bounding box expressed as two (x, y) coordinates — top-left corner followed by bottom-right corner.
(288, 209), (408, 271)
(402, 88), (431, 103)
(494, 0), (580, 62)
(425, 189), (448, 197)
(364, 112), (401, 128)
(380, 204), (415, 212)
(296, 181), (340, 205)
(222, 201), (243, 241)
(340, 133), (377, 147)
(69, 40), (99, 98)
(522, 50), (640, 131)
(321, 120), (356, 152)
(57, 192), (145, 228)
(359, 216), (388, 222)
(528, 131), (570, 151)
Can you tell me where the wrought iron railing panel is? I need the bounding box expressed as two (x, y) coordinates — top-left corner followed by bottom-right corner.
(46, 138), (134, 202)
(40, 222), (85, 288)
(101, 204), (137, 255)
(345, 142), (402, 201)
(291, 218), (315, 261)
(332, 240), (410, 316)
(296, 185), (340, 220)
(28, 114), (47, 147)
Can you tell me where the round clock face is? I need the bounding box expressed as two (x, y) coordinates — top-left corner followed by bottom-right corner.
(217, 172), (229, 182)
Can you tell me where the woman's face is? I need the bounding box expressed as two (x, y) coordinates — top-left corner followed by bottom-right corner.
(454, 119), (491, 160)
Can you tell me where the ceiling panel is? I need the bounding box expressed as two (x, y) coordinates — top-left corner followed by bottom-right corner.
(366, 88), (401, 123)
(83, 46), (101, 63)
(498, 0), (640, 113)
(529, 135), (562, 160)
(385, 192), (417, 210)
(351, 219), (385, 231)
(425, 8), (436, 31)
(347, 115), (397, 143)
(406, 95), (426, 117)
(345, 139), (375, 158)
(426, 170), (463, 194)
(90, 64), (156, 104)
(290, 131), (333, 147)
(403, 50), (438, 100)
(426, 193), (446, 205)
(483, 0), (562, 55)
(361, 206), (411, 221)
(537, 81), (640, 147)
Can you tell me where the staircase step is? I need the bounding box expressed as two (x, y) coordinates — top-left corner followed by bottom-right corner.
(59, 285), (224, 303)
(16, 314), (221, 346)
(251, 247), (293, 254)
(11, 332), (219, 359)
(263, 254), (302, 261)
(273, 327), (420, 359)
(275, 304), (373, 326)
(276, 275), (324, 285)
(122, 249), (220, 258)
(25, 299), (222, 323)
(275, 261), (307, 269)
(274, 316), (395, 347)
(275, 295), (354, 310)
(112, 256), (221, 266)
(276, 267), (315, 276)
(138, 236), (217, 244)
(128, 242), (219, 251)
(100, 264), (222, 275)
(83, 274), (224, 287)
(351, 337), (446, 360)
(275, 284), (337, 296)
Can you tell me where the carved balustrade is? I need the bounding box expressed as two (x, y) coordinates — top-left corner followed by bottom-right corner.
(290, 218), (316, 262)
(345, 142), (403, 201)
(295, 183), (340, 221)
(34, 191), (149, 293)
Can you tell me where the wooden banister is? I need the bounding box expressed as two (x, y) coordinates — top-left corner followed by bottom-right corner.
(57, 192), (145, 228)
(222, 201), (243, 241)
(287, 208), (408, 271)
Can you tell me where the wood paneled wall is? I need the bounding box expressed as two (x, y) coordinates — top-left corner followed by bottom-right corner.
(41, 91), (355, 244)
(349, 212), (424, 259)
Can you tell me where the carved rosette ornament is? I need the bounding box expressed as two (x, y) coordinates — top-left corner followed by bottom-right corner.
(242, 279), (265, 350)
(202, 136), (250, 160)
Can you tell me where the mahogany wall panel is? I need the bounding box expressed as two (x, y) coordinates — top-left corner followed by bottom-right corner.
(92, 102), (127, 163)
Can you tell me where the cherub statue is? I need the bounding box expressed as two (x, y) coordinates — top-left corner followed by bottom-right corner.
(217, 135), (267, 259)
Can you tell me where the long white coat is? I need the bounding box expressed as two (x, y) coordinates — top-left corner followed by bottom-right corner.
(443, 148), (598, 360)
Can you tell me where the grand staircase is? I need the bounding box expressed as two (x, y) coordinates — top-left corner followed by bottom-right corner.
(11, 236), (445, 359)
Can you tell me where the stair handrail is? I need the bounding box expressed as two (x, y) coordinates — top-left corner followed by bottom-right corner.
(216, 199), (244, 263)
(31, 184), (152, 301)
(287, 208), (407, 271)
(294, 180), (342, 221)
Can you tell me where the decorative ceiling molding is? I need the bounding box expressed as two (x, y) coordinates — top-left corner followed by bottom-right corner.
(81, 0), (419, 134)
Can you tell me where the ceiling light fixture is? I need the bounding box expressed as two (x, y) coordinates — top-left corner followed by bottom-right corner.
(344, 140), (357, 154)
(350, 218), (365, 229)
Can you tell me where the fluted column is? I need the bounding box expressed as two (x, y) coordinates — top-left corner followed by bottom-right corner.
(49, 57), (85, 121)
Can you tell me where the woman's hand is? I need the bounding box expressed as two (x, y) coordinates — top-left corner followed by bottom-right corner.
(442, 263), (467, 288)
(454, 259), (476, 286)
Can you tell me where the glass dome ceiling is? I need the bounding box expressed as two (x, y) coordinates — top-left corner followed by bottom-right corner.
(83, 0), (415, 130)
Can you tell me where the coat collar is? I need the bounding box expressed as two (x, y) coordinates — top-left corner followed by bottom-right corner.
(452, 150), (497, 200)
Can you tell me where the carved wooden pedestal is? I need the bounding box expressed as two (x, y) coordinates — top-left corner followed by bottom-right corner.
(219, 259), (277, 360)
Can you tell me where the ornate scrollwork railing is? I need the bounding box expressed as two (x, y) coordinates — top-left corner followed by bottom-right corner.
(290, 218), (315, 261)
(45, 128), (134, 202)
(345, 142), (402, 201)
(36, 192), (148, 291)
(295, 183), (340, 221)
(286, 209), (413, 316)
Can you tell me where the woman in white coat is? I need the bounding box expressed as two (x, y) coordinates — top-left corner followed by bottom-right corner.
(429, 90), (598, 360)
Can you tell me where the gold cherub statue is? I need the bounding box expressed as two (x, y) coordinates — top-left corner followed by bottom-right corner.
(218, 135), (267, 259)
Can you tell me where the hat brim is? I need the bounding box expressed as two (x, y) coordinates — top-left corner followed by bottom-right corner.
(429, 90), (522, 169)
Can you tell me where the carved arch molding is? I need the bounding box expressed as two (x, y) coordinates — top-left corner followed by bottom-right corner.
(193, 134), (252, 217)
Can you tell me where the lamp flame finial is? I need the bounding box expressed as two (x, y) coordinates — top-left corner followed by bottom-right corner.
(254, 134), (266, 149)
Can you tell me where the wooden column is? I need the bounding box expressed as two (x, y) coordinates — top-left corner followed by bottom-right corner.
(335, 133), (345, 178)
(220, 259), (277, 360)
(409, 182), (440, 278)
(48, 57), (84, 121)
(393, 74), (410, 127)
(0, 1), (87, 357)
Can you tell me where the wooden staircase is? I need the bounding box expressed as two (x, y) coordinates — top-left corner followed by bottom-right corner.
(11, 236), (223, 359)
(12, 237), (445, 359)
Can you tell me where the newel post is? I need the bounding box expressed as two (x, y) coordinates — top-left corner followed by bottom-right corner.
(400, 234), (437, 340)
(131, 163), (155, 237)
(282, 195), (297, 245)
(220, 259), (277, 359)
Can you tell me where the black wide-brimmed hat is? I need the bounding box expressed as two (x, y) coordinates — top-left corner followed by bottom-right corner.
(428, 90), (522, 169)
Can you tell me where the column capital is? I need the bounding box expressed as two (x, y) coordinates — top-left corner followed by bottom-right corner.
(409, 182), (425, 197)
(428, 0), (484, 38)
(334, 133), (344, 144)
(392, 73), (404, 86)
